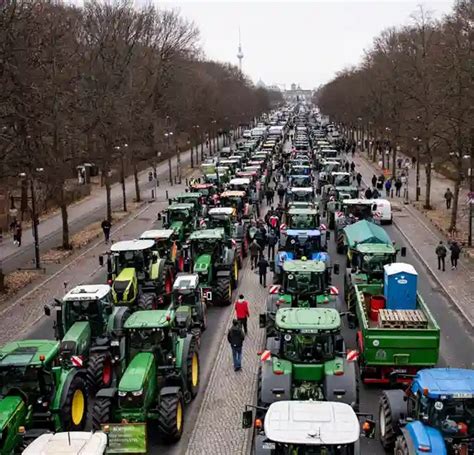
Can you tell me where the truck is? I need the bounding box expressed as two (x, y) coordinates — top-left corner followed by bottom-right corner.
(379, 368), (474, 453)
(351, 263), (440, 384)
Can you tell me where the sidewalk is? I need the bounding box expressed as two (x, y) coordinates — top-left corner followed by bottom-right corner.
(0, 138), (224, 270)
(354, 153), (474, 327)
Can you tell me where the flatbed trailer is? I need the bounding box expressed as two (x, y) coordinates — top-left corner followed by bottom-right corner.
(353, 282), (440, 385)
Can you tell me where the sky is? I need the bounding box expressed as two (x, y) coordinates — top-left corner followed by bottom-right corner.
(154, 0), (454, 89)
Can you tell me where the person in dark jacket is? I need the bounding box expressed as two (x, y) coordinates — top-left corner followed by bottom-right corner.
(258, 255), (269, 287)
(394, 178), (402, 197)
(385, 179), (392, 197)
(365, 187), (373, 199)
(227, 319), (245, 371)
(267, 229), (278, 259)
(356, 173), (362, 187)
(249, 239), (261, 270)
(372, 188), (380, 199)
(101, 219), (111, 243)
(277, 185), (286, 204)
(350, 162), (355, 173)
(449, 241), (461, 270)
(371, 175), (377, 188)
(435, 241), (447, 271)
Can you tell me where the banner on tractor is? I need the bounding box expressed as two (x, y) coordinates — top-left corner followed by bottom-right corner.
(104, 423), (147, 454)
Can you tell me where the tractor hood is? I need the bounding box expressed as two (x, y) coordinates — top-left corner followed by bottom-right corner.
(193, 254), (211, 274)
(60, 321), (91, 357)
(0, 395), (26, 433)
(170, 221), (184, 234)
(119, 352), (154, 392)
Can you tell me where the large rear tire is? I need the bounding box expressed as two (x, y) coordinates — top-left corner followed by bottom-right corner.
(87, 353), (113, 395)
(186, 339), (200, 399)
(60, 374), (88, 431)
(394, 435), (409, 455)
(157, 392), (184, 443)
(137, 293), (155, 310)
(379, 392), (398, 450)
(92, 396), (113, 431)
(216, 277), (232, 306)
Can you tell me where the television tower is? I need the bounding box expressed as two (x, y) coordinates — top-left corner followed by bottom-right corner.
(237, 28), (244, 73)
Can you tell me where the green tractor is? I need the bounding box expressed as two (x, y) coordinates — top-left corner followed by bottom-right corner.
(205, 207), (248, 268)
(186, 228), (238, 307)
(0, 340), (88, 453)
(173, 192), (207, 218)
(341, 220), (406, 312)
(92, 310), (200, 443)
(45, 284), (130, 394)
(257, 308), (358, 410)
(103, 240), (174, 311)
(161, 203), (198, 241)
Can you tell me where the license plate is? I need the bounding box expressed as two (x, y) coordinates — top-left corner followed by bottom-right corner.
(262, 442), (275, 450)
(203, 291), (212, 301)
(452, 393), (473, 399)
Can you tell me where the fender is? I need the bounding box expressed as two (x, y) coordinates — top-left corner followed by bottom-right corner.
(175, 333), (194, 376)
(52, 368), (86, 412)
(324, 359), (358, 410)
(260, 358), (291, 405)
(108, 306), (130, 335)
(404, 421), (447, 455)
(216, 269), (231, 278)
(160, 386), (182, 397)
(96, 387), (118, 399)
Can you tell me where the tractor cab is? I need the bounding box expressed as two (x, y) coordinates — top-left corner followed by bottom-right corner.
(189, 183), (217, 201)
(206, 207), (236, 236)
(140, 229), (181, 278)
(172, 273), (207, 331)
(227, 178), (251, 194)
(330, 172), (351, 187)
(188, 229), (226, 273)
(173, 192), (204, 215)
(286, 188), (315, 207)
(246, 401), (369, 454)
(285, 208), (320, 230)
(219, 190), (252, 220)
(289, 165), (311, 177)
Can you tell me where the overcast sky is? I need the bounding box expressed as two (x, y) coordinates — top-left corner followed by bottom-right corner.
(155, 0), (454, 89)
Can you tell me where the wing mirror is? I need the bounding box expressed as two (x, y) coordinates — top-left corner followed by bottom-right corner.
(242, 410), (253, 429)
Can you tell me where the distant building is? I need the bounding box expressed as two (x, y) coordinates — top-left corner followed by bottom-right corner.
(283, 83), (313, 102)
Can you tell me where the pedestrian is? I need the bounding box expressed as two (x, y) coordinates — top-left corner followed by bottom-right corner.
(444, 188), (453, 210)
(449, 241), (461, 270)
(266, 187), (274, 205)
(350, 162), (355, 173)
(277, 185), (286, 204)
(101, 219), (112, 243)
(234, 294), (250, 334)
(364, 187), (373, 200)
(397, 158), (402, 169)
(356, 172), (362, 187)
(267, 229), (278, 259)
(351, 143), (356, 157)
(384, 179), (392, 197)
(372, 188), (380, 199)
(371, 175), (377, 188)
(249, 239), (261, 269)
(411, 156), (416, 167)
(400, 173), (407, 187)
(257, 225), (267, 250)
(227, 319), (245, 371)
(435, 241), (447, 271)
(395, 177), (402, 197)
(14, 221), (22, 247)
(258, 255), (269, 287)
(344, 161), (350, 173)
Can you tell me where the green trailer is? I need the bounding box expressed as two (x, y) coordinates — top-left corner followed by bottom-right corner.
(352, 282), (440, 385)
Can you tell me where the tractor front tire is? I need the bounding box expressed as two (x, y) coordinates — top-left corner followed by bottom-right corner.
(379, 391), (401, 450)
(394, 435), (410, 455)
(216, 277), (232, 306)
(137, 293), (155, 310)
(157, 392), (184, 443)
(60, 374), (88, 431)
(92, 396), (113, 431)
(186, 339), (200, 399)
(87, 353), (113, 394)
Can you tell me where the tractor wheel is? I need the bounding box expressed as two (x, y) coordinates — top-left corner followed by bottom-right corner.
(186, 339), (200, 399)
(200, 303), (208, 331)
(379, 392), (398, 450)
(157, 392), (184, 443)
(231, 259), (239, 289)
(137, 293), (155, 310)
(394, 435), (410, 455)
(60, 374), (88, 431)
(162, 266), (174, 295)
(216, 277), (232, 306)
(87, 353), (113, 394)
(92, 396), (113, 431)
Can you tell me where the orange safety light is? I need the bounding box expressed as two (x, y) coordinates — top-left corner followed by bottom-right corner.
(39, 355), (45, 362)
(362, 421), (371, 432)
(423, 388), (429, 396)
(254, 419), (263, 429)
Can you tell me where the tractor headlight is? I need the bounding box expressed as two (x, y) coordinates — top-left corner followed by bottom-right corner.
(132, 389), (143, 397)
(111, 340), (120, 347)
(118, 391), (127, 397)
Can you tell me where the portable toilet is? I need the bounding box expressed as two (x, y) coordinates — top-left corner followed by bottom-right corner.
(383, 263), (417, 310)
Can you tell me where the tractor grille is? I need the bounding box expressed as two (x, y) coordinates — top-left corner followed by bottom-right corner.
(119, 392), (143, 409)
(113, 281), (128, 302)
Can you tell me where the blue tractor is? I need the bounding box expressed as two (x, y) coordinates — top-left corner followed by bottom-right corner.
(379, 368), (474, 454)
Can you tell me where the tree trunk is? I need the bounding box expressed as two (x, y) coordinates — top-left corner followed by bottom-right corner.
(392, 145), (397, 179)
(449, 177), (461, 234)
(104, 169), (112, 222)
(59, 186), (70, 250)
(424, 158), (432, 210)
(134, 163), (141, 202)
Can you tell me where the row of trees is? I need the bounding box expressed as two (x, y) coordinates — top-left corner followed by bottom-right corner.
(316, 0), (472, 232)
(0, 0), (281, 249)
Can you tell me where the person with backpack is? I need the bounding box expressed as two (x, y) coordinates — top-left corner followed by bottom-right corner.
(435, 241), (447, 271)
(227, 319), (245, 371)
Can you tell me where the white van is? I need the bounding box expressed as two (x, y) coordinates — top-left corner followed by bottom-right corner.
(371, 198), (392, 224)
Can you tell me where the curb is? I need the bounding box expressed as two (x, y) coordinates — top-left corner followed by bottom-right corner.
(357, 155), (473, 327)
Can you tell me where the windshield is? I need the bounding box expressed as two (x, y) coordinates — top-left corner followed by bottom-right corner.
(193, 239), (218, 256)
(282, 333), (335, 363)
(334, 175), (350, 186)
(289, 214), (317, 229)
(291, 177), (311, 187)
(426, 398), (474, 436)
(356, 253), (394, 274)
(169, 209), (190, 223)
(116, 250), (150, 272)
(274, 444), (354, 455)
(129, 329), (164, 351)
(285, 271), (323, 295)
(345, 204), (372, 219)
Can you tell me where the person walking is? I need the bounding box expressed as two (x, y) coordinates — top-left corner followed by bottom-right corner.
(344, 161), (350, 173)
(372, 188), (380, 199)
(266, 187), (274, 206)
(371, 175), (377, 188)
(351, 143), (356, 157)
(356, 172), (362, 187)
(267, 229), (278, 259)
(227, 319), (245, 371)
(350, 162), (355, 173)
(364, 187), (373, 200)
(435, 241), (447, 271)
(249, 239), (261, 270)
(444, 188), (453, 210)
(258, 255), (269, 288)
(14, 221), (22, 247)
(394, 177), (402, 197)
(101, 219), (111, 243)
(384, 178), (392, 198)
(277, 185), (285, 204)
(449, 241), (461, 270)
(234, 294), (250, 334)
